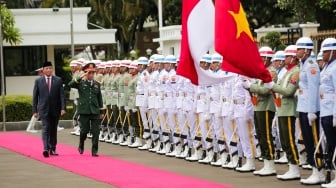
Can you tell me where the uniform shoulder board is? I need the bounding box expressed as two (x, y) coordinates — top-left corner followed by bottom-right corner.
(308, 60), (313, 64)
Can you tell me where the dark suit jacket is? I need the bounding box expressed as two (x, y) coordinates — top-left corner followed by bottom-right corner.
(32, 76), (66, 119)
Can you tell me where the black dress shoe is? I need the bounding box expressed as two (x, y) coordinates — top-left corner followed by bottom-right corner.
(78, 147), (84, 155)
(50, 150), (59, 156)
(43, 150), (49, 158)
(92, 153), (99, 157)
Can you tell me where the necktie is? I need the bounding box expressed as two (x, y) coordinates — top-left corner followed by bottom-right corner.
(47, 77), (51, 92)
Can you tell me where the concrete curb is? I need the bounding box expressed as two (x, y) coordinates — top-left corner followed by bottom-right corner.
(0, 120), (73, 131)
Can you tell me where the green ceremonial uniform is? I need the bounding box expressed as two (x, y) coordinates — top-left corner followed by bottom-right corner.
(126, 74), (143, 138)
(68, 77), (103, 155)
(117, 72), (132, 135)
(249, 66), (277, 160)
(272, 65), (300, 165)
(109, 73), (121, 131)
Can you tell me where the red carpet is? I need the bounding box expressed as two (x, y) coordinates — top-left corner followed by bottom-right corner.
(0, 132), (231, 188)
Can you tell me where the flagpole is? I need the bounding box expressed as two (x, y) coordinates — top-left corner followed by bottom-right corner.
(158, 0), (163, 51)
(70, 0), (74, 58)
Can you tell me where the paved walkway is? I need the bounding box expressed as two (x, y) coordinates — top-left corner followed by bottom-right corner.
(0, 129), (323, 188)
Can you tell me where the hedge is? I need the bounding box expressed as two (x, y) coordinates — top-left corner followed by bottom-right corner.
(0, 95), (74, 122)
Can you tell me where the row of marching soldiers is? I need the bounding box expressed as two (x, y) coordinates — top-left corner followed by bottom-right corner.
(68, 36), (336, 187)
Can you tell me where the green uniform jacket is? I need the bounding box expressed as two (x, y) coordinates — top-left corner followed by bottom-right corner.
(68, 78), (103, 115)
(250, 66), (277, 112)
(272, 65), (299, 117)
(110, 74), (121, 106)
(118, 72), (131, 107)
(126, 75), (138, 109)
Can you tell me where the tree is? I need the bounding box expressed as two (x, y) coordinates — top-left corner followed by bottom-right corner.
(277, 0), (336, 29)
(1, 4), (21, 46)
(260, 32), (286, 51)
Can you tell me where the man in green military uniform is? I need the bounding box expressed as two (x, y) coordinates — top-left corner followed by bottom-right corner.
(126, 61), (143, 147)
(271, 45), (300, 180)
(115, 60), (132, 144)
(246, 46), (278, 176)
(68, 62), (103, 157)
(109, 61), (122, 143)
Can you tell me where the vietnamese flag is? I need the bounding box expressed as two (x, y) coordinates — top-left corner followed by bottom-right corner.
(215, 0), (272, 83)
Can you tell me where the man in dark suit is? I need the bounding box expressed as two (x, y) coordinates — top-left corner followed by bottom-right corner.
(68, 62), (103, 157)
(33, 61), (66, 158)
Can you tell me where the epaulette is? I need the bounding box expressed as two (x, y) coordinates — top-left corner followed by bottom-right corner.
(308, 60), (313, 64)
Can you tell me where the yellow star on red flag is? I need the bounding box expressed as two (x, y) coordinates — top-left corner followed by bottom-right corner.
(228, 3), (254, 41)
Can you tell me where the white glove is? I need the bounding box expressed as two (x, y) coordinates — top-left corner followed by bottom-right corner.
(307, 113), (317, 126)
(132, 108), (138, 113)
(265, 81), (274, 89)
(333, 114), (336, 127)
(242, 79), (251, 89)
(124, 106), (129, 111)
(204, 112), (210, 121)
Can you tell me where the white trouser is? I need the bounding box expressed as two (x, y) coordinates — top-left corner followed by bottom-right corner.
(271, 115), (282, 150)
(199, 112), (213, 150)
(158, 109), (170, 143)
(295, 117), (305, 153)
(177, 109), (188, 145)
(167, 109), (179, 144)
(235, 116), (257, 158)
(186, 111), (197, 148)
(149, 109), (160, 141)
(139, 107), (150, 139)
(222, 116), (238, 155)
(211, 114), (224, 152)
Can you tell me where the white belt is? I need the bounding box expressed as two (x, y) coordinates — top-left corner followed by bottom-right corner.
(221, 97), (229, 103)
(320, 93), (334, 99)
(165, 93), (173, 97)
(232, 98), (245, 104)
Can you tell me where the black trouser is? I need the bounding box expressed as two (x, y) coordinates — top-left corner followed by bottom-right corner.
(254, 111), (275, 160)
(79, 114), (100, 154)
(321, 116), (336, 170)
(129, 110), (143, 138)
(41, 115), (59, 151)
(278, 116), (299, 165)
(299, 112), (322, 167)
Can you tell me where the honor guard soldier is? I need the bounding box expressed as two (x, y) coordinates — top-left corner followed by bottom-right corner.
(317, 51), (326, 70)
(187, 54), (211, 162)
(295, 37), (324, 184)
(117, 60), (132, 145)
(319, 38), (336, 188)
(110, 60), (122, 143)
(246, 46), (278, 176)
(270, 45), (301, 180)
(272, 51), (288, 163)
(137, 56), (155, 150)
(68, 62), (103, 157)
(135, 57), (151, 149)
(126, 61), (143, 148)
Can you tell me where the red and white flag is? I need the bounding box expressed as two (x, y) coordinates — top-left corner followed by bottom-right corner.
(177, 0), (230, 85)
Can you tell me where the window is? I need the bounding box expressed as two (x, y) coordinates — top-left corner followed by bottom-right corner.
(4, 46), (47, 76)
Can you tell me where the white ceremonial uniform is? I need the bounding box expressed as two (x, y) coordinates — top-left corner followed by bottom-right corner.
(136, 69), (150, 139)
(232, 76), (257, 159)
